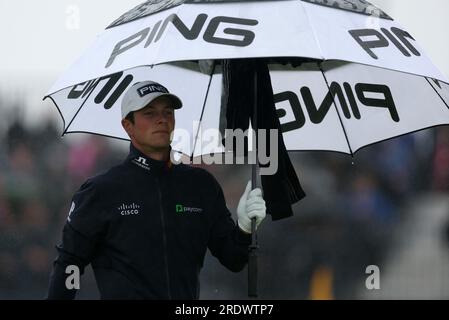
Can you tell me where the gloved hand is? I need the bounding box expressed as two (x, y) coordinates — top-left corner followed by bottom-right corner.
(237, 181), (266, 234)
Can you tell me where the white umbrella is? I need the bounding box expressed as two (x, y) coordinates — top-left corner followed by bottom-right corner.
(45, 0), (449, 157)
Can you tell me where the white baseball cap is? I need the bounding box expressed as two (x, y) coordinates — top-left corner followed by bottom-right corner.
(121, 81), (183, 119)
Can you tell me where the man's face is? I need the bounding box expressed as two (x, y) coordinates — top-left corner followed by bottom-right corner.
(122, 96), (175, 152)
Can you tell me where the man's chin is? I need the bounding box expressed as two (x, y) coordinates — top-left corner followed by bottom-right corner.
(149, 143), (171, 151)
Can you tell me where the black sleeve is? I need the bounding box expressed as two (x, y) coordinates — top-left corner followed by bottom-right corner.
(47, 178), (106, 299)
(207, 176), (251, 272)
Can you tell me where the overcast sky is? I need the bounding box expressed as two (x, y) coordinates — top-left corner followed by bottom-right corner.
(1, 0), (448, 127)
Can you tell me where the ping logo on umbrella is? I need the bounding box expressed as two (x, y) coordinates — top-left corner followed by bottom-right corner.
(275, 82), (399, 133)
(67, 71), (133, 110)
(349, 27), (421, 60)
(67, 69), (400, 132)
(106, 13), (258, 68)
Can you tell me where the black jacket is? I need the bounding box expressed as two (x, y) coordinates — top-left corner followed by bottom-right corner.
(47, 144), (251, 300)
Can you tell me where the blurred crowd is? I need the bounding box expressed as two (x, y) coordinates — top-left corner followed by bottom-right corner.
(0, 114), (123, 299)
(0, 107), (448, 299)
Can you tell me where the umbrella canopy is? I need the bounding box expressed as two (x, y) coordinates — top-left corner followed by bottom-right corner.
(47, 0), (447, 92)
(46, 0), (449, 158)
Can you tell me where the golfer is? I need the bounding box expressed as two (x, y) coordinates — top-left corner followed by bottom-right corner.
(47, 81), (266, 299)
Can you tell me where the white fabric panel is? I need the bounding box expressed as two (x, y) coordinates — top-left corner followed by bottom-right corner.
(47, 5), (179, 96)
(191, 64), (353, 156)
(302, 1), (448, 82)
(190, 71), (225, 158)
(270, 64), (351, 153)
(158, 1), (321, 63)
(56, 64), (211, 156)
(322, 62), (449, 153)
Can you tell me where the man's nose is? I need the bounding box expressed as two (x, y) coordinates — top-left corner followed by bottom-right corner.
(156, 112), (169, 123)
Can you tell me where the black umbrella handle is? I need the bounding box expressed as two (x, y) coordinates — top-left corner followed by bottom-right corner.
(248, 67), (259, 298)
(248, 167), (258, 297)
(248, 235), (258, 298)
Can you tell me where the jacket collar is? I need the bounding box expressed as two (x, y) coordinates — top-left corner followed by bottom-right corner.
(126, 143), (173, 173)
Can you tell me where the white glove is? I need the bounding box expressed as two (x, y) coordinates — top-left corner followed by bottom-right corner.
(237, 181), (266, 234)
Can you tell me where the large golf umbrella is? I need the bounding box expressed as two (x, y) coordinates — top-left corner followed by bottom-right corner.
(45, 0), (449, 154)
(45, 0), (449, 297)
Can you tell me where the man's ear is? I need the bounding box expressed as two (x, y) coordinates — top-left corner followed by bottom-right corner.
(121, 119), (133, 138)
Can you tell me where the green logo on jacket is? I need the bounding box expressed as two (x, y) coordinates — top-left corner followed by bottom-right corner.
(176, 204), (203, 214)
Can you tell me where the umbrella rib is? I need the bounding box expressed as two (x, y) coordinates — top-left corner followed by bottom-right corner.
(300, 0), (325, 59)
(191, 61), (217, 160)
(43, 95), (67, 137)
(63, 83), (98, 135)
(350, 123), (449, 156)
(59, 130), (131, 142)
(425, 77), (449, 111)
(318, 63), (354, 157)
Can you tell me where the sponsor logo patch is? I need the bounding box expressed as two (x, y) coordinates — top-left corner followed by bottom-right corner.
(176, 204), (203, 214)
(132, 157), (151, 171)
(118, 203), (141, 216)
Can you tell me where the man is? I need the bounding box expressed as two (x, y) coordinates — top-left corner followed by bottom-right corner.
(47, 81), (266, 299)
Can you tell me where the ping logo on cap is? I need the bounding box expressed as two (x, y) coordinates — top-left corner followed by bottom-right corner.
(137, 83), (169, 97)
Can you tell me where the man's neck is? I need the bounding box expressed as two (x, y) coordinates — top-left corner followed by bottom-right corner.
(132, 142), (170, 162)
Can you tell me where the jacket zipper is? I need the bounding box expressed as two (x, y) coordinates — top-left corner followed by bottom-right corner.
(156, 177), (172, 300)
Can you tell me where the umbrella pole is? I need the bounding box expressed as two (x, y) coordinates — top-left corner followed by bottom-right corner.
(248, 67), (259, 298)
